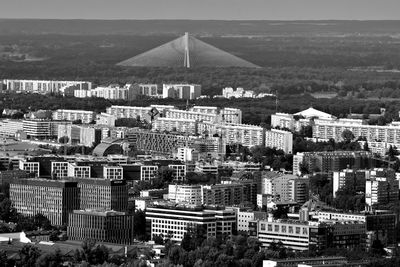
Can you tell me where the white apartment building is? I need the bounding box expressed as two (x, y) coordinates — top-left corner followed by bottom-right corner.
(106, 105), (174, 120)
(96, 113), (116, 127)
(168, 184), (202, 205)
(219, 123), (264, 148)
(165, 109), (217, 123)
(52, 109), (96, 124)
(222, 87), (258, 99)
(261, 174), (298, 201)
(74, 89), (91, 98)
(221, 108), (242, 124)
(134, 84), (162, 98)
(265, 129), (293, 154)
(152, 118), (197, 135)
(332, 169), (359, 198)
(313, 118), (400, 144)
(287, 178), (309, 204)
(3, 79), (92, 94)
(103, 166), (123, 180)
(90, 86), (128, 100)
(292, 153), (305, 176)
(162, 84), (201, 100)
(271, 107), (336, 132)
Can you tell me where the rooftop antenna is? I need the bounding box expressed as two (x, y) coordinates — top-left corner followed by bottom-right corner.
(183, 32), (190, 68)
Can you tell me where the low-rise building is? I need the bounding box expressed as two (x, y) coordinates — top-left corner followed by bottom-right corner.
(146, 202), (235, 242)
(67, 210), (135, 245)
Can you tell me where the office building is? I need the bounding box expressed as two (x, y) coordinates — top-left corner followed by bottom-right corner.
(146, 202), (235, 242)
(253, 219), (365, 251)
(318, 211), (396, 248)
(365, 170), (398, 209)
(168, 184), (202, 205)
(10, 179), (80, 225)
(18, 160), (40, 177)
(231, 208), (268, 233)
(77, 178), (128, 212)
(23, 120), (71, 138)
(67, 210), (135, 245)
(67, 163), (91, 178)
(103, 166), (123, 180)
(168, 164), (186, 181)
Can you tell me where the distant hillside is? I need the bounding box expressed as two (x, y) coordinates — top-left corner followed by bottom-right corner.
(1, 19), (400, 36)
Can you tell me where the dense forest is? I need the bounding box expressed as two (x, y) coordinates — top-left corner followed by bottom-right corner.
(1, 92), (399, 126)
(1, 30), (400, 97)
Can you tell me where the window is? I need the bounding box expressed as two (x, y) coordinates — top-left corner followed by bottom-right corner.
(296, 227), (300, 234)
(281, 226), (286, 233)
(288, 226), (293, 233)
(274, 225), (279, 232)
(260, 223), (265, 231)
(268, 224), (272, 231)
(303, 228), (308, 235)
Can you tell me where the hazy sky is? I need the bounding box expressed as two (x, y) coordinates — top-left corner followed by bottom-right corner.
(1, 0), (400, 20)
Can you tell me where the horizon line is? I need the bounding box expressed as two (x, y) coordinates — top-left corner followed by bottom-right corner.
(1, 18), (400, 22)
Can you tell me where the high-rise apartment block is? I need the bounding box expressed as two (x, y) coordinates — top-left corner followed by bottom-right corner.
(265, 129), (293, 154)
(293, 151), (375, 176)
(162, 84), (201, 100)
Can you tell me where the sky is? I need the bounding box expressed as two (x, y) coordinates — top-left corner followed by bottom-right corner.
(1, 0), (400, 20)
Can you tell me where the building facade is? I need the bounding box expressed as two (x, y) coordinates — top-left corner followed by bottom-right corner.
(67, 210), (135, 245)
(10, 179), (80, 225)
